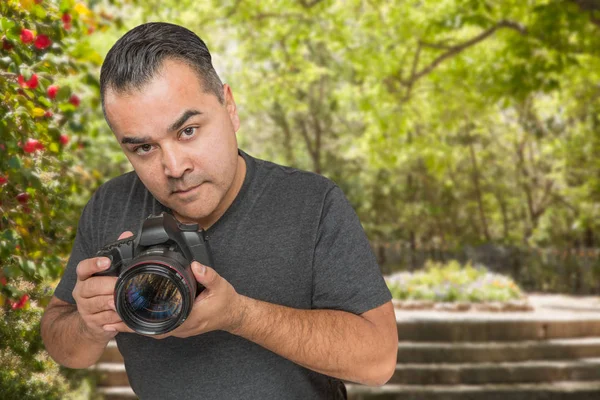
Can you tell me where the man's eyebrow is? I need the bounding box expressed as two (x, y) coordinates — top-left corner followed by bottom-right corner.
(168, 109), (202, 132)
(121, 136), (152, 145)
(120, 109), (203, 145)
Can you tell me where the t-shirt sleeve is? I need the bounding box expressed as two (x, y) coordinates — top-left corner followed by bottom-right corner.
(53, 201), (96, 304)
(311, 185), (392, 314)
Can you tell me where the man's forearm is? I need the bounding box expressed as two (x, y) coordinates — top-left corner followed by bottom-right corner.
(229, 296), (397, 386)
(41, 305), (112, 369)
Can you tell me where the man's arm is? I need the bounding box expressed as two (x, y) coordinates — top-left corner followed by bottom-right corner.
(231, 297), (398, 386)
(41, 296), (115, 369)
(107, 262), (399, 386)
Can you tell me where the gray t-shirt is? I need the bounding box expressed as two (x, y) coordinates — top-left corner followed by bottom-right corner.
(54, 150), (392, 399)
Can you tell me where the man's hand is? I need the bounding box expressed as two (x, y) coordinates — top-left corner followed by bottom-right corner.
(72, 232), (131, 342)
(103, 251), (245, 339)
(156, 262), (245, 339)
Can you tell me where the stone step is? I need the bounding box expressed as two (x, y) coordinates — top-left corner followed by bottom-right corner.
(397, 337), (600, 363)
(92, 363), (130, 387)
(389, 358), (600, 385)
(101, 337), (600, 366)
(96, 386), (137, 400)
(346, 381), (600, 400)
(396, 313), (600, 342)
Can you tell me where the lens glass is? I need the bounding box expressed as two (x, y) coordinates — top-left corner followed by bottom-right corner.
(122, 272), (183, 323)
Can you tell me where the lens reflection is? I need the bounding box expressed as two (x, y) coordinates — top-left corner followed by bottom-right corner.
(123, 272), (182, 322)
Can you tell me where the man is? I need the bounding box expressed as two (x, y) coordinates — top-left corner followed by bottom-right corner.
(41, 22), (398, 399)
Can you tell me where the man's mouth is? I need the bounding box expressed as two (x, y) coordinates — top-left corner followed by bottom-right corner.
(172, 184), (201, 195)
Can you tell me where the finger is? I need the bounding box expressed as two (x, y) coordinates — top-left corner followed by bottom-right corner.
(118, 231), (134, 240)
(76, 257), (112, 281)
(79, 294), (116, 315)
(78, 276), (118, 299)
(103, 321), (135, 334)
(192, 262), (218, 288)
(88, 310), (122, 327)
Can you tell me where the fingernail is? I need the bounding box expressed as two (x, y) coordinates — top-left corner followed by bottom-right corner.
(194, 263), (206, 276)
(97, 258), (110, 269)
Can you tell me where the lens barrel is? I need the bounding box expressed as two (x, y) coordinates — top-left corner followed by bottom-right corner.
(114, 252), (198, 335)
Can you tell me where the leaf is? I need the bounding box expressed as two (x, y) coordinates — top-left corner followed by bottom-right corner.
(8, 156), (22, 170)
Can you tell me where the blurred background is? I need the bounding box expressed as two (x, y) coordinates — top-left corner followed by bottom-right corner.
(1, 0), (599, 398)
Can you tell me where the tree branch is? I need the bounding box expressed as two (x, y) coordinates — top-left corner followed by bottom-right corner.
(253, 12), (313, 22)
(404, 20), (527, 86)
(418, 40), (454, 50)
(225, 0), (243, 18)
(298, 0), (324, 8)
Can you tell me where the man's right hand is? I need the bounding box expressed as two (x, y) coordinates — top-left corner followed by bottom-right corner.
(72, 255), (122, 342)
(72, 231), (134, 342)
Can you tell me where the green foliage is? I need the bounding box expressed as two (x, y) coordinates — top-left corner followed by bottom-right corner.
(0, 280), (94, 400)
(0, 0), (123, 398)
(130, 0), (600, 250)
(386, 260), (524, 303)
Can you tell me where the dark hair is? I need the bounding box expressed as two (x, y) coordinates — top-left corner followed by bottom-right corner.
(100, 22), (224, 115)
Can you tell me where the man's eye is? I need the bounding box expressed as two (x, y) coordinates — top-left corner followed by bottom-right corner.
(134, 144), (153, 155)
(180, 127), (196, 139)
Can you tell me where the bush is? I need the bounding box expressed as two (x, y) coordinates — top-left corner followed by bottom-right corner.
(386, 259), (525, 303)
(1, 0), (120, 398)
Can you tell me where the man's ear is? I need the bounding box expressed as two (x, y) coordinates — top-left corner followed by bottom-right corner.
(223, 84), (240, 132)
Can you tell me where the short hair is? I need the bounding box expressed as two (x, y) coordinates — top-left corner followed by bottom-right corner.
(100, 22), (224, 116)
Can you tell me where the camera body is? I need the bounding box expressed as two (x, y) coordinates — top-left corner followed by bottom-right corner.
(93, 212), (213, 335)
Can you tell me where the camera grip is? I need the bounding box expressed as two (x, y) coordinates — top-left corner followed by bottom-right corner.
(91, 236), (136, 277)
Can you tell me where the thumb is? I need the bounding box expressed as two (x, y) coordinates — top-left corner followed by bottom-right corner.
(191, 261), (218, 287)
(118, 231), (134, 240)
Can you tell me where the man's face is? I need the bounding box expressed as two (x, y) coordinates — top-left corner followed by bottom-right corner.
(103, 59), (242, 226)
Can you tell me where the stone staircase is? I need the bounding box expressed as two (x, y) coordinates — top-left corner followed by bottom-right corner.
(93, 295), (600, 400)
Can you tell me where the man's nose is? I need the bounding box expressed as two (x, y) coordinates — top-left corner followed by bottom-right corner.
(161, 144), (192, 178)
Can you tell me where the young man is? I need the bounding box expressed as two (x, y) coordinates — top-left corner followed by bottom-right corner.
(41, 22), (398, 399)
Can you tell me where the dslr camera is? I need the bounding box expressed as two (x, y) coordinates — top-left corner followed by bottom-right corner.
(93, 212), (213, 335)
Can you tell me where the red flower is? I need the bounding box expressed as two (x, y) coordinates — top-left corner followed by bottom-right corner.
(60, 134), (69, 145)
(62, 13), (72, 24)
(11, 294), (30, 310)
(69, 94), (80, 107)
(63, 22), (72, 31)
(16, 192), (30, 204)
(44, 110), (53, 118)
(34, 34), (51, 50)
(18, 74), (39, 89)
(0, 175), (7, 185)
(23, 138), (44, 153)
(0, 276), (7, 286)
(47, 84), (59, 99)
(20, 28), (34, 44)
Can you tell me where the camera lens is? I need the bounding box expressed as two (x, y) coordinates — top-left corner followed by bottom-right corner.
(114, 255), (198, 335)
(123, 273), (183, 322)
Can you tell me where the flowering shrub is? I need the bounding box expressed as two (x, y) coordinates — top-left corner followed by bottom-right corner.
(386, 260), (525, 303)
(1, 0), (121, 397)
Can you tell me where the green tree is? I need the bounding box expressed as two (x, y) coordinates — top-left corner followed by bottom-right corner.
(82, 1), (600, 284)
